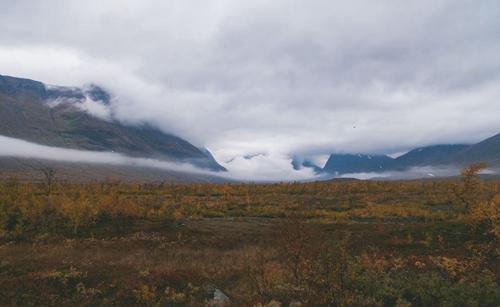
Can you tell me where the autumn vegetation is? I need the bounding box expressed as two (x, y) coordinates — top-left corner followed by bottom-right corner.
(1, 163), (500, 306)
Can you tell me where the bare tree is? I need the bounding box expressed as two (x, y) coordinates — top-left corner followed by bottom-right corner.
(40, 165), (57, 197)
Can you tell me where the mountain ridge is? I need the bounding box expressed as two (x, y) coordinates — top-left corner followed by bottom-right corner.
(321, 135), (500, 176)
(0, 74), (226, 176)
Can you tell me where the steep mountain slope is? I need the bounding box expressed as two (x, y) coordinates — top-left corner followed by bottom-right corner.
(0, 74), (226, 172)
(387, 144), (470, 171)
(445, 132), (500, 167)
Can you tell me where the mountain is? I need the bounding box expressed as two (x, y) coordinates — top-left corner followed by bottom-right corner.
(322, 154), (393, 175)
(322, 135), (500, 177)
(387, 144), (470, 171)
(388, 138), (500, 171)
(445, 133), (500, 166)
(291, 157), (323, 174)
(198, 147), (227, 171)
(0, 74), (226, 180)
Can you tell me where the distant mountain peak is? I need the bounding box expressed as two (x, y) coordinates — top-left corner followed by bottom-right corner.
(83, 84), (111, 105)
(291, 156), (323, 174)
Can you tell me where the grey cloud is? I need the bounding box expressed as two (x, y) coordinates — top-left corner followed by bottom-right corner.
(1, 0), (499, 180)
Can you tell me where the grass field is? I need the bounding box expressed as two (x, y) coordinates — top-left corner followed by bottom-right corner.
(1, 168), (500, 306)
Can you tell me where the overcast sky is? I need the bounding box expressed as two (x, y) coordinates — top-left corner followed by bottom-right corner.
(1, 0), (500, 180)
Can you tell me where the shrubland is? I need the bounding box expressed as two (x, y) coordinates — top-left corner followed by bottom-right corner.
(0, 163), (499, 306)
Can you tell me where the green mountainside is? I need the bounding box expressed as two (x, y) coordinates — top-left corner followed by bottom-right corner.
(0, 74), (226, 181)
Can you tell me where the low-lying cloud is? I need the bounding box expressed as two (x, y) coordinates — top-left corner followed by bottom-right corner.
(340, 165), (498, 181)
(0, 135), (214, 175)
(220, 153), (325, 182)
(0, 135), (324, 182)
(3, 135), (497, 182)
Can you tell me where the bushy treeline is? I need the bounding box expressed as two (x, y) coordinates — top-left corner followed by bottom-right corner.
(0, 176), (175, 240)
(1, 164), (500, 240)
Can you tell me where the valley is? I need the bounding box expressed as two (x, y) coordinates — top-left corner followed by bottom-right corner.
(2, 74), (500, 183)
(1, 167), (500, 306)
